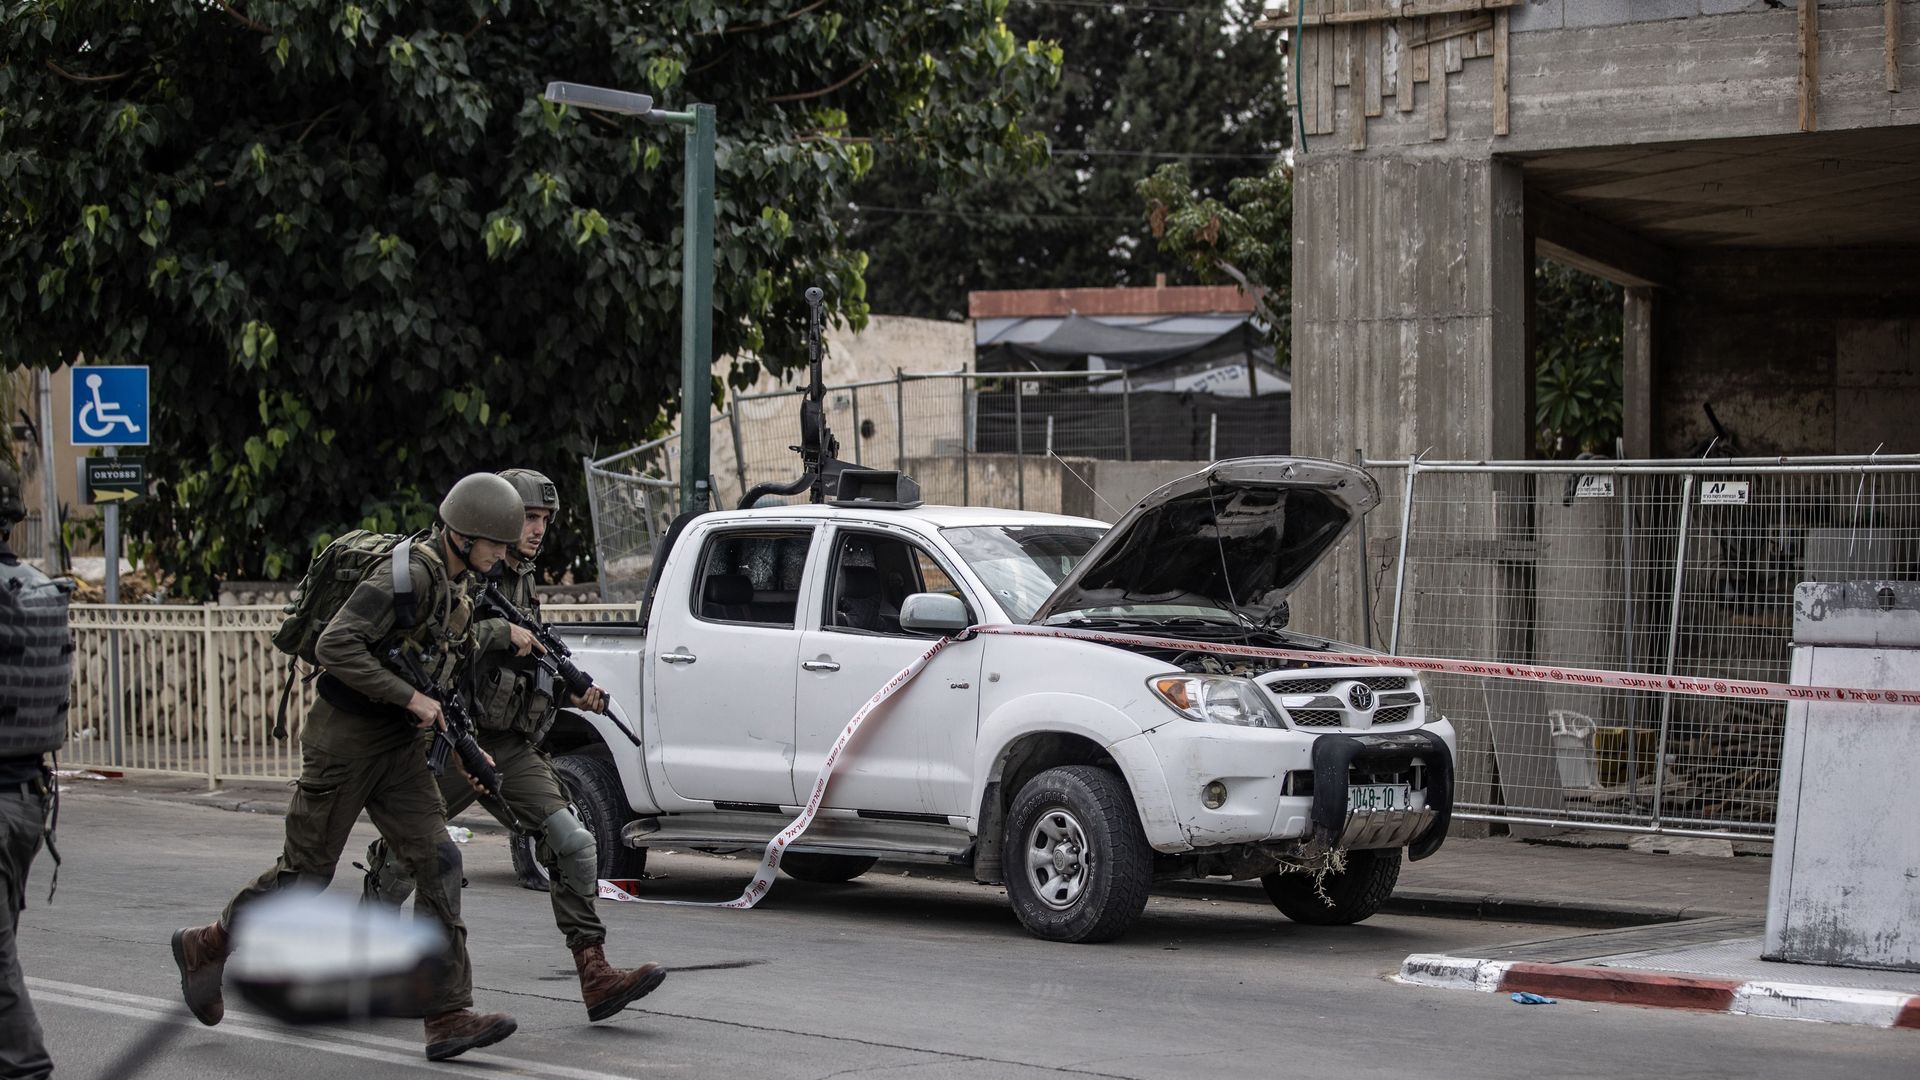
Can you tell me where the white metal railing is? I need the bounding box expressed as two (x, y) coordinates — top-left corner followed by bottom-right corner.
(63, 602), (639, 785)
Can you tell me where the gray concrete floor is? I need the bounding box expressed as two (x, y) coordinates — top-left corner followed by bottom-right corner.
(14, 788), (1916, 1080)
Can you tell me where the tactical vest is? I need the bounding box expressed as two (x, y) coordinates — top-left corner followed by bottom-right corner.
(469, 568), (553, 736)
(0, 558), (73, 758)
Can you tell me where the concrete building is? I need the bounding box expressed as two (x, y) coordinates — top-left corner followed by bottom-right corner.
(1284, 0), (1919, 634)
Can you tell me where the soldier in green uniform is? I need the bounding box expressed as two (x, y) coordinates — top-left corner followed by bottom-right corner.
(171, 473), (530, 1062)
(365, 469), (665, 1022)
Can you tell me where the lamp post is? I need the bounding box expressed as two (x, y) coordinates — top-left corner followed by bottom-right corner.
(543, 81), (715, 514)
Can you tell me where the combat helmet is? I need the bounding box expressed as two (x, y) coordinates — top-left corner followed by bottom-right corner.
(0, 459), (24, 528)
(439, 473), (525, 544)
(498, 468), (559, 514)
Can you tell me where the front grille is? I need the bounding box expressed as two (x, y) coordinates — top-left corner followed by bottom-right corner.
(1374, 706), (1413, 726)
(1288, 709), (1345, 727)
(1269, 675), (1409, 694)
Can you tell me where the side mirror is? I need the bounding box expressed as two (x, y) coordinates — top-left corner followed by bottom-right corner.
(899, 592), (970, 636)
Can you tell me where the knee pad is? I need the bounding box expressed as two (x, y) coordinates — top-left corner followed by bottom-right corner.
(434, 840), (466, 895)
(540, 808), (599, 897)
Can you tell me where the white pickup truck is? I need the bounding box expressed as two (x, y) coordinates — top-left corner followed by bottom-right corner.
(534, 456), (1455, 943)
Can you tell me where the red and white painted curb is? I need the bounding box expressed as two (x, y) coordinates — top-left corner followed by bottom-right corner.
(1398, 954), (1920, 1029)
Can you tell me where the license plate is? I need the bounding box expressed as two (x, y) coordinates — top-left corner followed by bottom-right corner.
(1349, 784), (1412, 812)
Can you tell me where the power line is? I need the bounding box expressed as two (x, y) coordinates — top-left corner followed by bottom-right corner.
(847, 204), (1142, 224)
(1049, 146), (1283, 161)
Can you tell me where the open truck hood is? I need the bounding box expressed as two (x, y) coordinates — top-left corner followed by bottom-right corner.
(1029, 457), (1379, 626)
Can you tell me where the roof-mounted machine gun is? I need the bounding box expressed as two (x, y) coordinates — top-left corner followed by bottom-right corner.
(737, 287), (920, 510)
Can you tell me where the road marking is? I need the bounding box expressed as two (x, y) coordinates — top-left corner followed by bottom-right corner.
(29, 977), (659, 1078)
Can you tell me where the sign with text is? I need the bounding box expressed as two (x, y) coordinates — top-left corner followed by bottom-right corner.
(1573, 475), (1614, 499)
(1700, 480), (1751, 506)
(82, 458), (147, 506)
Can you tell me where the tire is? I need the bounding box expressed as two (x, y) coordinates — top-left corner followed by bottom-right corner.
(509, 753), (648, 889)
(778, 852), (879, 883)
(1261, 848), (1402, 925)
(1002, 765), (1152, 943)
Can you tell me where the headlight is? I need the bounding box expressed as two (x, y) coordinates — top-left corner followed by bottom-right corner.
(1149, 674), (1283, 729)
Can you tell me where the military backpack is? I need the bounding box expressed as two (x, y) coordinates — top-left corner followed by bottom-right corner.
(0, 559), (74, 758)
(270, 529), (425, 737)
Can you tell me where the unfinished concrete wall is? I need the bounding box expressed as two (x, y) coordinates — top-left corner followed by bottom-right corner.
(1652, 250), (1920, 456)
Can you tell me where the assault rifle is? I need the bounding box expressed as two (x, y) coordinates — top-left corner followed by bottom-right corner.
(385, 644), (502, 797)
(474, 581), (641, 747)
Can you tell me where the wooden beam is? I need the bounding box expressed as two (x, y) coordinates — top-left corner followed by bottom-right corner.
(1530, 190), (1675, 290)
(1405, 12), (1491, 50)
(1428, 50), (1448, 140)
(1800, 0), (1819, 132)
(1397, 18), (1416, 112)
(1290, 0), (1520, 26)
(1365, 22), (1385, 118)
(1890, 0), (1903, 94)
(1493, 9), (1510, 136)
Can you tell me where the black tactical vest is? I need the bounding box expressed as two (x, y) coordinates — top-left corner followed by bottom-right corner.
(0, 555), (73, 758)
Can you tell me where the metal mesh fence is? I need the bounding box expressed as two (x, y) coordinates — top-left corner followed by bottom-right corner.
(716, 371), (1290, 516)
(1366, 456), (1920, 839)
(583, 438), (681, 602)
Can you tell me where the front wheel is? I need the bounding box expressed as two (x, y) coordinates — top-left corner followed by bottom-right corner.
(510, 753), (649, 890)
(1261, 848), (1401, 925)
(1002, 765), (1152, 943)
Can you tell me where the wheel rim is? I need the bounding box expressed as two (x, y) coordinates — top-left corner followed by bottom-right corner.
(1024, 806), (1093, 911)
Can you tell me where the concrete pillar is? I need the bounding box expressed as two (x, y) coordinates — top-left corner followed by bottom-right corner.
(1622, 287), (1655, 459)
(1289, 154), (1532, 644)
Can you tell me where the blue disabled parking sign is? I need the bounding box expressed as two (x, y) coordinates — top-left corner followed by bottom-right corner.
(71, 365), (150, 446)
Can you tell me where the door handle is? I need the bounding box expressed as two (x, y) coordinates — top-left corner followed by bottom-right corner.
(801, 659), (841, 672)
(660, 652), (698, 665)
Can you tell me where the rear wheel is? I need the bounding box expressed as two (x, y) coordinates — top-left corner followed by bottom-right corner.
(778, 853), (879, 883)
(1002, 765), (1152, 943)
(1261, 848), (1401, 925)
(510, 753), (648, 890)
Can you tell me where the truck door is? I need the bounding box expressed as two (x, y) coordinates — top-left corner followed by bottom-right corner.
(651, 524), (815, 805)
(793, 527), (983, 816)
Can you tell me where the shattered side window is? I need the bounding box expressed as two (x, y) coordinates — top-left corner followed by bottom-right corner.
(693, 528), (814, 627)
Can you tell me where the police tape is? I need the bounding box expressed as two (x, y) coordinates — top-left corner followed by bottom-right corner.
(594, 621), (1920, 910)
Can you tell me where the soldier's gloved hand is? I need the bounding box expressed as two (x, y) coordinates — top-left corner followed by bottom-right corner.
(570, 685), (608, 714)
(404, 691), (445, 731)
(507, 624), (544, 657)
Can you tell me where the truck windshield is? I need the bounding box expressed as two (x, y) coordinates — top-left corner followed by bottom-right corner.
(942, 525), (1105, 623)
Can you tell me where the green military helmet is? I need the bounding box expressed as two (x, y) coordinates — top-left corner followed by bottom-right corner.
(0, 458), (24, 527)
(438, 473), (525, 543)
(498, 468), (559, 514)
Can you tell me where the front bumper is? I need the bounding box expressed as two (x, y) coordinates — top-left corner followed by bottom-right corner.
(1130, 721), (1453, 859)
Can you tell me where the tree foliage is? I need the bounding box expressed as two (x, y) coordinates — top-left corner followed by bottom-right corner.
(853, 1), (1286, 320)
(0, 0), (1058, 592)
(1136, 161), (1290, 367)
(1533, 259), (1623, 458)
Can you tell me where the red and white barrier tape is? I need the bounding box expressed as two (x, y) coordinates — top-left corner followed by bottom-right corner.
(598, 621), (1920, 910)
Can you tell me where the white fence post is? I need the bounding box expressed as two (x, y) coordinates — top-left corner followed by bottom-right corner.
(203, 603), (220, 790)
(1652, 475), (1696, 831)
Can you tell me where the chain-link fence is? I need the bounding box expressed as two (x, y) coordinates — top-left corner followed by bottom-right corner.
(713, 370), (1291, 516)
(582, 437), (682, 602)
(1363, 454), (1920, 841)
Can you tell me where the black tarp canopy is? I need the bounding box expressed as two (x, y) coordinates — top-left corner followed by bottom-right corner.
(979, 313), (1267, 373)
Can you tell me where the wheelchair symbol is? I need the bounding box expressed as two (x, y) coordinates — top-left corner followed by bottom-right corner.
(77, 373), (141, 438)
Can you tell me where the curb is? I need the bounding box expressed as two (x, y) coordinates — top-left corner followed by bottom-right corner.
(1153, 879), (1685, 928)
(1398, 953), (1920, 1029)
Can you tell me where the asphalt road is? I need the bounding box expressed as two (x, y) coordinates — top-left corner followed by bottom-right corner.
(18, 791), (1916, 1080)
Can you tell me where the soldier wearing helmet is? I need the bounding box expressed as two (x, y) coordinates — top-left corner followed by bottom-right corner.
(364, 469), (665, 1023)
(0, 458), (70, 1080)
(172, 473), (529, 1062)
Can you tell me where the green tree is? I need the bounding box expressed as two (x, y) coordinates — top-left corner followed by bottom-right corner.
(1136, 160), (1289, 367)
(0, 0), (1058, 592)
(1533, 259), (1623, 458)
(854, 1), (1287, 320)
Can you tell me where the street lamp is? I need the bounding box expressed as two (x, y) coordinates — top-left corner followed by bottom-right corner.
(543, 80), (716, 514)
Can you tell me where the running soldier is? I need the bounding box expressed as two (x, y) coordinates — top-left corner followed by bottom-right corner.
(365, 469), (664, 1021)
(171, 473), (529, 1061)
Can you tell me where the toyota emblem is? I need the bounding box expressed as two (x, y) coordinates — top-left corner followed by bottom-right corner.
(1347, 683), (1375, 711)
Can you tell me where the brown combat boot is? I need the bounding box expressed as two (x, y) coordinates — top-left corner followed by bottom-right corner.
(170, 921), (231, 1026)
(572, 943), (667, 1022)
(424, 1009), (518, 1061)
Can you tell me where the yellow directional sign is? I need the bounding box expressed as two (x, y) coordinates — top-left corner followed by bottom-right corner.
(83, 458), (147, 506)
